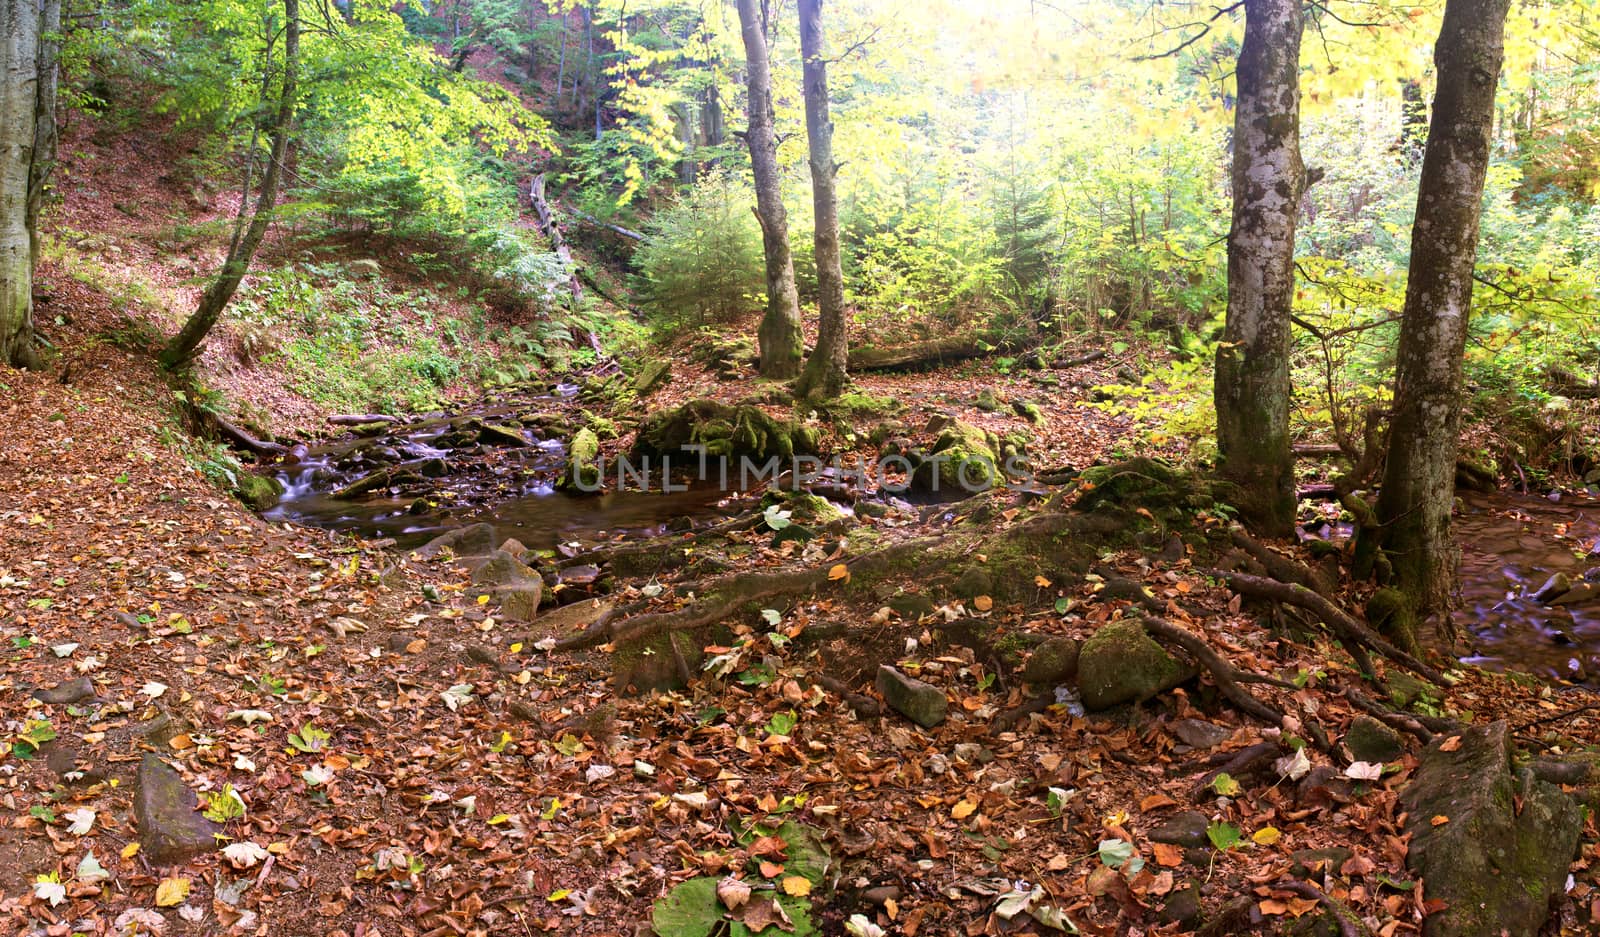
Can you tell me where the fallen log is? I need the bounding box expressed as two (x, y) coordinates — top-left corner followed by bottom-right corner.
(214, 413), (287, 457)
(572, 208), (648, 242)
(848, 333), (1026, 371)
(328, 413), (400, 426)
(1053, 349), (1107, 368)
(530, 173), (581, 302)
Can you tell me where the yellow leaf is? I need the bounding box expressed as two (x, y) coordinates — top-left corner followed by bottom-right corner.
(121, 842), (141, 859)
(781, 875), (812, 897)
(547, 888), (571, 902)
(488, 814), (511, 825)
(951, 797), (979, 820)
(973, 595), (994, 611)
(510, 642), (524, 654)
(1251, 826), (1282, 846)
(1431, 814), (1450, 826)
(827, 564), (850, 582)
(1034, 575), (1052, 588)
(478, 594), (491, 605)
(155, 876), (191, 907)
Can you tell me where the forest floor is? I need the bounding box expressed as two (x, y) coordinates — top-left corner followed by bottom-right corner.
(9, 106), (1600, 937)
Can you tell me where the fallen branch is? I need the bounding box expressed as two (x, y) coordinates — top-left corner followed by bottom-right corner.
(1205, 569), (1445, 685)
(571, 208), (648, 242)
(848, 333), (1026, 371)
(991, 693), (1056, 734)
(1053, 349), (1107, 368)
(813, 674), (882, 717)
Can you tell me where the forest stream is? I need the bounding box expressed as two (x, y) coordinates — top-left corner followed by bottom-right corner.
(265, 396), (1600, 685)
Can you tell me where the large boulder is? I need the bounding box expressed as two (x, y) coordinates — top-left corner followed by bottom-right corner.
(1398, 721), (1581, 937)
(1076, 619), (1191, 711)
(910, 421), (1000, 494)
(632, 399), (816, 466)
(234, 472), (283, 510)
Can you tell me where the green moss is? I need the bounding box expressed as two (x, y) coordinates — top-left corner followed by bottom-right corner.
(1366, 587), (1419, 658)
(561, 428), (601, 490)
(634, 399), (815, 464)
(233, 472), (283, 510)
(912, 420), (999, 492)
(1077, 619), (1190, 710)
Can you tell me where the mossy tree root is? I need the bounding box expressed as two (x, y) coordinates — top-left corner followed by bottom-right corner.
(1136, 614), (1299, 732)
(1205, 569), (1445, 684)
(1228, 527), (1334, 595)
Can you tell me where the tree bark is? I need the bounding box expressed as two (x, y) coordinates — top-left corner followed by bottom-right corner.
(736, 0), (803, 379)
(1213, 0), (1304, 537)
(160, 0), (299, 370)
(1373, 0), (1510, 639)
(793, 0), (847, 400)
(26, 0), (56, 269)
(0, 0), (52, 370)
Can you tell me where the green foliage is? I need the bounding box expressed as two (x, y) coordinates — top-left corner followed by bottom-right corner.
(632, 170), (764, 326)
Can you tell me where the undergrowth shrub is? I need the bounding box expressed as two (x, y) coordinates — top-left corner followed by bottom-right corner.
(631, 170), (764, 327)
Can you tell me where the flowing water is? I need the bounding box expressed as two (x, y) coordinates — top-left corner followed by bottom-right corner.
(262, 385), (749, 552)
(1452, 490), (1600, 682)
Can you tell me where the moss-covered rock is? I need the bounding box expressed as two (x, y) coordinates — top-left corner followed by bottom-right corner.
(560, 427), (602, 491)
(233, 472), (283, 510)
(820, 392), (904, 420)
(1343, 715), (1404, 763)
(911, 420), (1000, 493)
(633, 359), (671, 397)
(1022, 637), (1080, 685)
(633, 399), (816, 465)
(1076, 457), (1205, 519)
(1386, 671), (1442, 711)
(974, 387), (1004, 412)
(1011, 398), (1045, 424)
(1076, 619), (1191, 710)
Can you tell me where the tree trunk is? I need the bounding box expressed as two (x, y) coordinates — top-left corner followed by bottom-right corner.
(160, 0), (299, 370)
(1212, 0), (1304, 537)
(1373, 0), (1510, 640)
(1, 0), (54, 370)
(736, 0), (803, 379)
(793, 0), (847, 400)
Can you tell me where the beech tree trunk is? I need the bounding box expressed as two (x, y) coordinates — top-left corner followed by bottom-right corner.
(736, 0), (803, 379)
(1374, 0), (1510, 639)
(793, 0), (847, 400)
(1213, 0), (1304, 537)
(161, 0), (299, 370)
(1, 0), (56, 370)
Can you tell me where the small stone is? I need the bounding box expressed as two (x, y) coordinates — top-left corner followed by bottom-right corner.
(1534, 572), (1572, 603)
(887, 593), (936, 618)
(32, 676), (96, 705)
(134, 755), (222, 864)
(1160, 534), (1186, 564)
(875, 665), (948, 728)
(415, 523), (498, 558)
(1343, 715), (1404, 764)
(1385, 671), (1440, 710)
(464, 645), (507, 671)
(1157, 882), (1201, 925)
(1021, 637), (1080, 686)
(862, 886), (901, 906)
(1171, 719), (1231, 750)
(1147, 811), (1210, 849)
(1289, 846), (1354, 879)
(952, 742), (994, 764)
(46, 742), (106, 785)
(1552, 582), (1600, 606)
(498, 537), (529, 558)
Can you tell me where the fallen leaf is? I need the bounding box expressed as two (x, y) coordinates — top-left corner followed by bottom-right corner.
(1439, 735), (1462, 752)
(781, 875), (812, 897)
(717, 877), (751, 911)
(155, 876), (191, 907)
(951, 797), (979, 819)
(973, 595), (994, 611)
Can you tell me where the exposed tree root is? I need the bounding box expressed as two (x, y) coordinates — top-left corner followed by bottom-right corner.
(813, 674), (882, 717)
(1205, 569), (1445, 684)
(1273, 880), (1371, 937)
(1192, 739), (1283, 802)
(1228, 528), (1334, 595)
(1137, 614), (1298, 730)
(1342, 685), (1451, 744)
(990, 693), (1056, 734)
